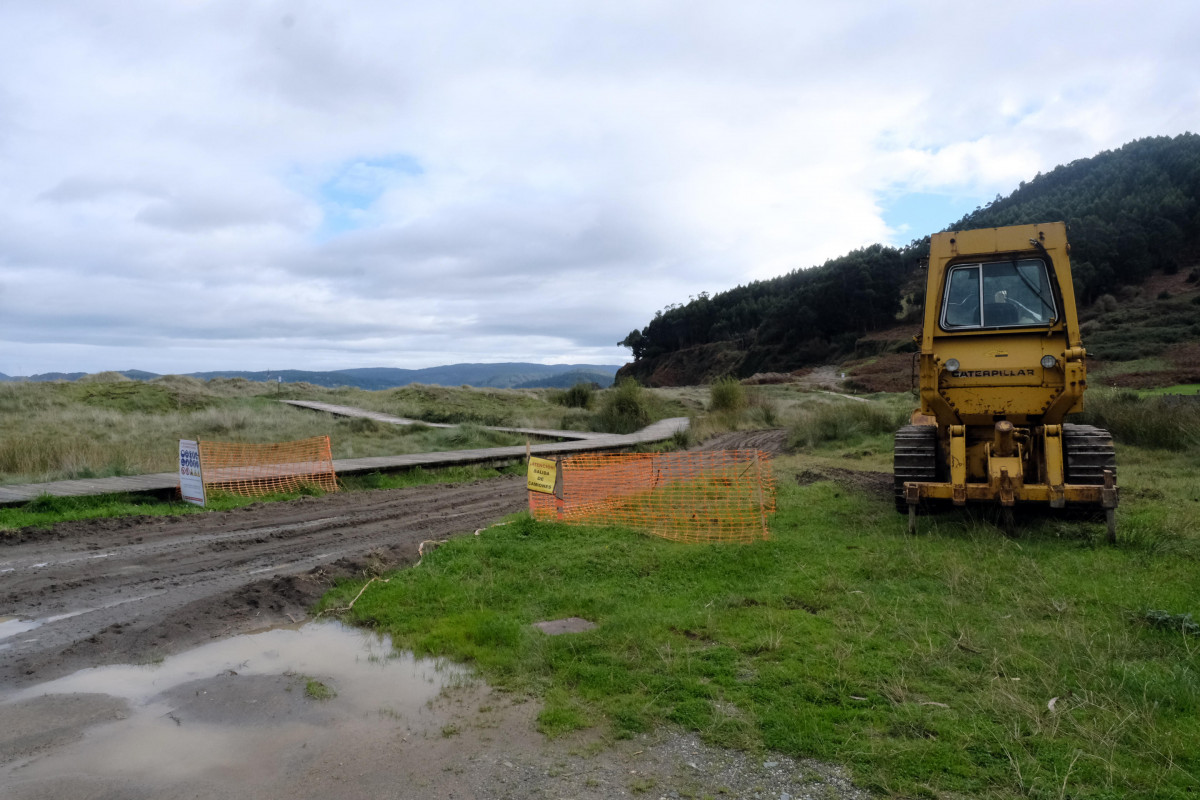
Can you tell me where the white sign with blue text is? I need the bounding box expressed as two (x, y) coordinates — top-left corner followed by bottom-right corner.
(179, 439), (206, 507)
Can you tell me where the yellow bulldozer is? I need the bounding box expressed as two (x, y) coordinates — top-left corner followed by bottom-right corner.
(895, 222), (1118, 538)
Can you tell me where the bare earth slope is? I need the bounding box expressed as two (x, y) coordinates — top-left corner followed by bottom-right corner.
(0, 477), (526, 690)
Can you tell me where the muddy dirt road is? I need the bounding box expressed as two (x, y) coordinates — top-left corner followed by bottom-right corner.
(0, 477), (527, 690)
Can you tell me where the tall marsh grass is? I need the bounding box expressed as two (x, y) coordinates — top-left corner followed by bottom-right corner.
(594, 378), (652, 434)
(709, 376), (747, 413)
(788, 396), (911, 449)
(690, 380), (782, 439)
(0, 433), (116, 479)
(1078, 388), (1200, 450)
(551, 382), (596, 410)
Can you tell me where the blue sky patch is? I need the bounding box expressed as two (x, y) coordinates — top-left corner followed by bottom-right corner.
(881, 191), (989, 243)
(317, 154), (424, 238)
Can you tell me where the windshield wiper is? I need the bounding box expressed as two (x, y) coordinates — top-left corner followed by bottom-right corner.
(1027, 241), (1060, 328)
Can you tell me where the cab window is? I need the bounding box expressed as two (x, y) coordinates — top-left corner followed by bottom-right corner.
(941, 258), (1056, 330)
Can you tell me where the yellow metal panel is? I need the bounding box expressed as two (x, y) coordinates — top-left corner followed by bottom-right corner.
(905, 481), (1107, 505)
(949, 426), (967, 505)
(987, 454), (1023, 506)
(1044, 425), (1066, 508)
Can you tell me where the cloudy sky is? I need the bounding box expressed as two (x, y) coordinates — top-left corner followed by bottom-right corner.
(1, 1), (1197, 376)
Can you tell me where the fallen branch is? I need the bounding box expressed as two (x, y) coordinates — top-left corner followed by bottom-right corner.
(322, 523), (506, 616)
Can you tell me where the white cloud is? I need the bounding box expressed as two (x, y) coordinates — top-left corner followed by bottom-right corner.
(0, 0), (1197, 374)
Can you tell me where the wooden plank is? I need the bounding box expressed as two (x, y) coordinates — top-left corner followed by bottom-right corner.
(281, 400), (610, 440)
(0, 472), (181, 503)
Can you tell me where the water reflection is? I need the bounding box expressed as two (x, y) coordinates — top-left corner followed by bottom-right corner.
(0, 621), (471, 798)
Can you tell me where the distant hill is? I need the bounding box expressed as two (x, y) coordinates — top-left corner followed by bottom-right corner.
(513, 370), (615, 389)
(3, 371), (91, 382)
(0, 363), (619, 389)
(617, 133), (1200, 386)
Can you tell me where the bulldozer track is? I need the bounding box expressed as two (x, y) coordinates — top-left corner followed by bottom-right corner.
(1062, 424), (1118, 485)
(892, 425), (939, 512)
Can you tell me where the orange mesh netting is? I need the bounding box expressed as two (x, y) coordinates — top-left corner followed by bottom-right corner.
(198, 436), (338, 497)
(528, 450), (776, 543)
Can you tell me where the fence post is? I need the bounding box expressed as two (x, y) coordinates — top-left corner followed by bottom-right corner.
(754, 451), (768, 537)
(555, 457), (564, 520)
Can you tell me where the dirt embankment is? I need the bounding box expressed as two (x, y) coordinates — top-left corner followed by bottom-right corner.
(0, 477), (526, 689)
(615, 341), (749, 387)
(844, 352), (917, 393)
(1095, 341), (1200, 388)
(615, 323), (921, 388)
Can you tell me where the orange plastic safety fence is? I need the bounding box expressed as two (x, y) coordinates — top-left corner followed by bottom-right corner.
(198, 436), (338, 498)
(528, 450), (776, 543)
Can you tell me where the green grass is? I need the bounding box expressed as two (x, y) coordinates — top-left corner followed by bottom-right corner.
(356, 383), (561, 426)
(339, 463), (525, 492)
(1088, 357), (1173, 380)
(0, 489), (320, 532)
(1136, 383), (1200, 397)
(682, 383), (884, 445)
(0, 411), (532, 487)
(324, 447), (1200, 798)
(304, 678), (336, 701)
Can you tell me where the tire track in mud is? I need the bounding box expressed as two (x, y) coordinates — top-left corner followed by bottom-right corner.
(0, 476), (526, 690)
(692, 428), (790, 455)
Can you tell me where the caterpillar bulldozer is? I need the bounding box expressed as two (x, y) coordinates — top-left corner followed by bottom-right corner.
(894, 222), (1118, 538)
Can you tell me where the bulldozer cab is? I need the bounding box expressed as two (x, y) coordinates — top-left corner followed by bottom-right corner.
(942, 259), (1056, 329)
(918, 222), (1084, 428)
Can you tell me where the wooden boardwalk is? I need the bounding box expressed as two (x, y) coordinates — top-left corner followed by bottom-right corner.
(281, 400), (611, 440)
(0, 417), (689, 506)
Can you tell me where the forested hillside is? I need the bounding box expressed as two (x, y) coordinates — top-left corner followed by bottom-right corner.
(618, 133), (1200, 385)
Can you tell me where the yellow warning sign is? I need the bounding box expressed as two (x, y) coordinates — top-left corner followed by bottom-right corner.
(527, 456), (559, 495)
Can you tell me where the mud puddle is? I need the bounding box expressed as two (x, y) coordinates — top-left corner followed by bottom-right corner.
(0, 621), (474, 799)
(0, 617), (41, 644)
